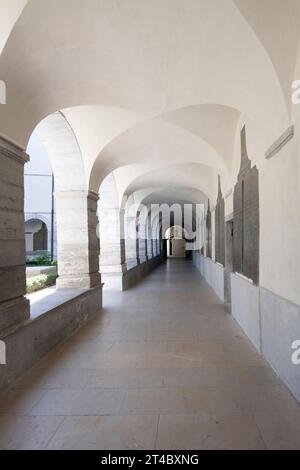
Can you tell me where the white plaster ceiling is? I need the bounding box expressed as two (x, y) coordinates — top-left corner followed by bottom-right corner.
(0, 0), (291, 144)
(140, 188), (207, 207)
(1, 0), (299, 207)
(0, 0), (28, 55)
(123, 164), (216, 202)
(233, 0), (300, 112)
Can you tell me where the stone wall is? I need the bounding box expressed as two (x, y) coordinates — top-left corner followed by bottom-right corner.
(123, 255), (163, 290)
(193, 253), (224, 302)
(0, 285), (102, 390)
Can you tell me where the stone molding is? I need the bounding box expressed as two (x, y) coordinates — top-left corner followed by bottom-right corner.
(225, 188), (233, 199)
(55, 189), (99, 201)
(265, 125), (294, 160)
(0, 135), (29, 164)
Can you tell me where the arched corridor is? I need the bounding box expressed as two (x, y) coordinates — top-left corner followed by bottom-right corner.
(1, 0), (300, 453)
(0, 259), (299, 450)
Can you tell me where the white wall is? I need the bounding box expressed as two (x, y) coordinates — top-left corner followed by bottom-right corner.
(193, 253), (224, 303)
(25, 131), (53, 214)
(229, 115), (300, 308)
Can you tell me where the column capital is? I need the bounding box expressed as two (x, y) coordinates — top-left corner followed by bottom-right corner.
(0, 135), (29, 164)
(55, 190), (99, 202)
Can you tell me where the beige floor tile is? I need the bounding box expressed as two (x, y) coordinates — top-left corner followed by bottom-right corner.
(241, 385), (300, 413)
(11, 367), (94, 390)
(135, 352), (205, 369)
(235, 366), (281, 386)
(87, 368), (164, 389)
(156, 413), (217, 450)
(110, 341), (167, 354)
(0, 388), (47, 415)
(95, 330), (147, 342)
(1, 260), (300, 450)
(163, 367), (239, 388)
(254, 411), (300, 449)
(183, 386), (251, 414)
(0, 415), (64, 450)
(156, 413), (265, 450)
(166, 340), (225, 354)
(29, 389), (125, 416)
(146, 327), (198, 341)
(42, 352), (140, 370)
(221, 350), (268, 366)
(211, 413), (266, 449)
(120, 388), (187, 415)
(58, 341), (115, 355)
(46, 415), (158, 450)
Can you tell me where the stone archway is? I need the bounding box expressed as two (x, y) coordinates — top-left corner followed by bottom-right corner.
(25, 218), (48, 255)
(166, 226), (188, 259)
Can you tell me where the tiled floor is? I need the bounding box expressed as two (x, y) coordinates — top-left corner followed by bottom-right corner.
(1, 259), (300, 449)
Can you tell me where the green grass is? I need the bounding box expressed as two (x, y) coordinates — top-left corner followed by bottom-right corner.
(26, 273), (58, 294)
(26, 254), (57, 267)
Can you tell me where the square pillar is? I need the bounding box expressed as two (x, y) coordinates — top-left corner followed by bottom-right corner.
(125, 215), (138, 269)
(137, 209), (148, 264)
(147, 214), (153, 259)
(0, 137), (30, 331)
(55, 190), (101, 289)
(138, 233), (148, 264)
(147, 239), (153, 259)
(99, 206), (126, 290)
(153, 236), (158, 257)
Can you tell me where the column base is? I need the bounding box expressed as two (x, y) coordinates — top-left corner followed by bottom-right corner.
(0, 297), (30, 332)
(123, 255), (163, 290)
(126, 258), (138, 270)
(101, 272), (125, 291)
(56, 272), (101, 289)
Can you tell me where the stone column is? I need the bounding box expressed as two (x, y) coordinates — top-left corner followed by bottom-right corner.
(154, 220), (159, 256)
(0, 137), (30, 331)
(147, 213), (153, 260)
(55, 190), (101, 289)
(153, 236), (157, 257)
(125, 215), (138, 269)
(138, 211), (148, 264)
(99, 205), (126, 290)
(157, 213), (161, 256)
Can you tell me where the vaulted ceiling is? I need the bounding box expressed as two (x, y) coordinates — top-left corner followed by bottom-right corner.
(1, 0), (300, 205)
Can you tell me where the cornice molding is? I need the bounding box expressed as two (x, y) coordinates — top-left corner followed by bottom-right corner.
(265, 125), (294, 160)
(225, 188), (233, 199)
(55, 190), (99, 202)
(0, 135), (28, 164)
